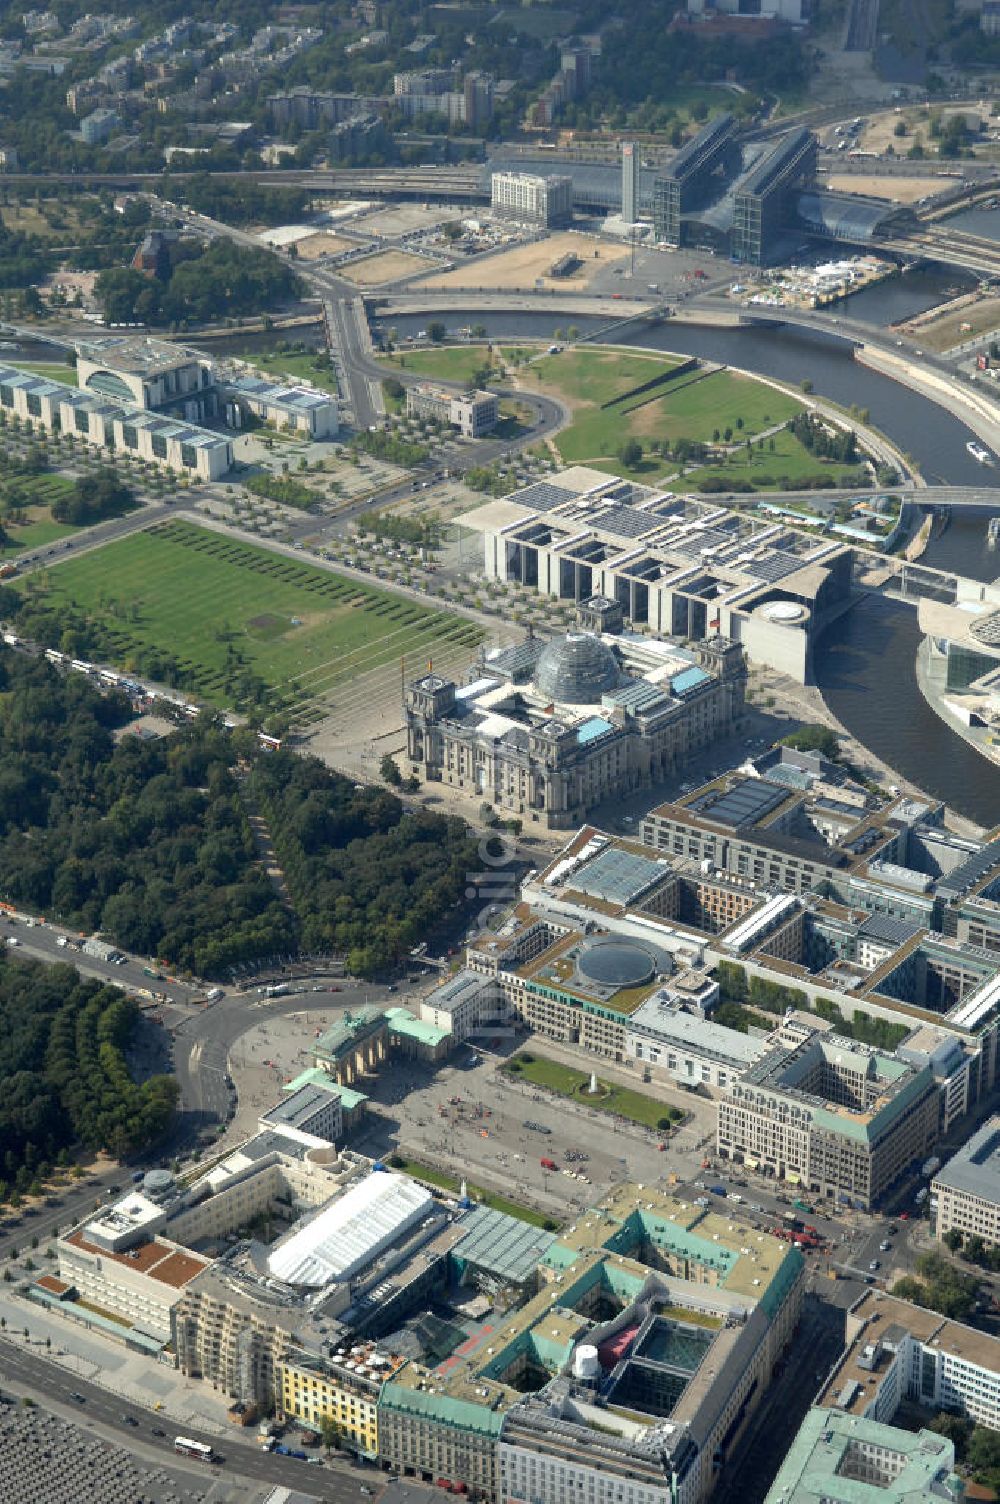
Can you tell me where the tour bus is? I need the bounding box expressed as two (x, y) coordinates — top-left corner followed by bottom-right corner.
(174, 1437), (215, 1462)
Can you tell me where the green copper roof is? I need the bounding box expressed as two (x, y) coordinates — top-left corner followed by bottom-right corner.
(380, 1381), (504, 1436)
(283, 1067), (369, 1110)
(764, 1408), (961, 1504)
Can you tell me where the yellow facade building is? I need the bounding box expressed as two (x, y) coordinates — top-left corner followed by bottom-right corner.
(279, 1343), (404, 1456)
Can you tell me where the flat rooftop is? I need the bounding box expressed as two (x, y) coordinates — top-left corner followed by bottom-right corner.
(818, 1290), (1000, 1416)
(763, 1407), (960, 1504)
(76, 334), (205, 374)
(932, 1114), (1000, 1203)
(263, 1083), (341, 1135)
(64, 1229), (208, 1289)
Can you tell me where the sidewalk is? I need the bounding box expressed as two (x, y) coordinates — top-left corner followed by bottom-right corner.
(0, 1282), (233, 1436)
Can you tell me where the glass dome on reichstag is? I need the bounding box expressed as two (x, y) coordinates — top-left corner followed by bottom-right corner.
(534, 632), (621, 705)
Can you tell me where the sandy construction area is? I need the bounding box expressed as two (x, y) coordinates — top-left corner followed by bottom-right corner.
(825, 172), (954, 203)
(907, 295), (1000, 351)
(354, 204), (453, 237)
(419, 232), (630, 292)
(294, 231), (354, 260)
(339, 249), (432, 285)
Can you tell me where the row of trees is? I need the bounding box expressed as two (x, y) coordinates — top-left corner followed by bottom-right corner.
(927, 1411), (1000, 1496)
(0, 953), (178, 1201)
(249, 748), (478, 977)
(94, 241), (300, 328)
(716, 960), (909, 1049)
(943, 1227), (1000, 1273)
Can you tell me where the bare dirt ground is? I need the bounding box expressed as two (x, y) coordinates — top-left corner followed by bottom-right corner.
(294, 231), (354, 260)
(339, 249), (434, 285)
(419, 232), (630, 292)
(824, 171), (951, 202)
(903, 293), (1000, 350)
(353, 203), (455, 237)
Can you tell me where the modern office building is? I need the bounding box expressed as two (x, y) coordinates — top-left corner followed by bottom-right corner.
(763, 1408), (962, 1504)
(404, 612), (746, 829)
(931, 1114), (1000, 1247)
(717, 1017), (939, 1209)
(621, 140), (639, 224)
(457, 466), (854, 682)
(76, 335), (214, 416)
(652, 114), (737, 244)
(490, 171), (573, 227)
(405, 383), (500, 438)
(457, 469), (848, 682)
(819, 1288), (1000, 1431)
(0, 362), (233, 480)
(731, 127), (818, 265)
(224, 375), (338, 438)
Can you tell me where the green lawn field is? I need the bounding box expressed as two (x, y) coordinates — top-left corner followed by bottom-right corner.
(3, 361), (77, 385)
(1, 476), (79, 555)
(245, 349), (338, 397)
(522, 351), (804, 476)
(381, 345), (497, 387)
(530, 347), (685, 409)
(31, 520), (482, 720)
(685, 427), (864, 493)
(503, 1052), (682, 1132)
(388, 1155), (556, 1228)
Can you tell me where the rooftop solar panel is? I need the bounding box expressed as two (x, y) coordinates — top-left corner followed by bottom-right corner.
(570, 845), (666, 905)
(693, 778), (790, 828)
(937, 839), (1000, 899)
(744, 552), (804, 584)
(513, 481), (576, 512)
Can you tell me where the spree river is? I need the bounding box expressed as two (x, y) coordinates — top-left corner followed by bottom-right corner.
(221, 310), (1000, 816)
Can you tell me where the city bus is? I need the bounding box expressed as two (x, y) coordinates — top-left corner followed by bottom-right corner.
(174, 1437), (214, 1461)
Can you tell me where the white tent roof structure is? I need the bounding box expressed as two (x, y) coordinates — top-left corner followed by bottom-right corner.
(267, 1172), (433, 1288)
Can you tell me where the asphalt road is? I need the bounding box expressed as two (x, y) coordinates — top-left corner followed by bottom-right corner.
(171, 979), (395, 1128)
(1, 914), (196, 1008)
(0, 1337), (377, 1500)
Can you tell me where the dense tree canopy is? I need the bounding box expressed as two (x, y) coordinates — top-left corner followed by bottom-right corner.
(94, 240), (300, 327)
(0, 649), (478, 980)
(0, 649), (294, 977)
(250, 748), (478, 977)
(0, 953), (178, 1202)
(51, 470), (136, 527)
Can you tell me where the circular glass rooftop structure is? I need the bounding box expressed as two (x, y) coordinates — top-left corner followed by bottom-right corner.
(578, 939), (657, 989)
(534, 632), (621, 705)
(969, 610), (1000, 648)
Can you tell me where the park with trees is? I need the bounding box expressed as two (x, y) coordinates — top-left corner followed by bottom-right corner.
(0, 953), (178, 1207)
(95, 240), (300, 328)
